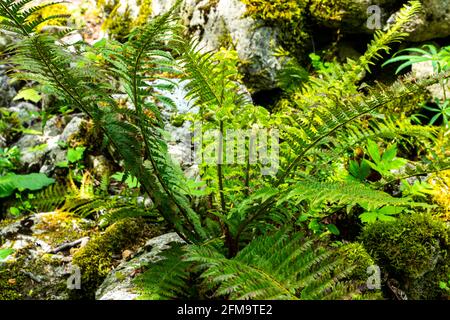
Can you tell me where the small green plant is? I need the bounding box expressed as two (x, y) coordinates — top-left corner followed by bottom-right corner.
(56, 146), (86, 180)
(383, 44), (450, 74)
(9, 193), (36, 217)
(365, 140), (407, 177)
(111, 172), (140, 188)
(439, 275), (450, 293)
(383, 44), (450, 103)
(0, 248), (14, 262)
(423, 98), (450, 127)
(13, 87), (42, 104)
(359, 205), (406, 223)
(0, 146), (21, 175)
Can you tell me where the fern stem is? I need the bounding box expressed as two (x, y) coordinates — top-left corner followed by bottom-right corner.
(217, 121), (226, 214)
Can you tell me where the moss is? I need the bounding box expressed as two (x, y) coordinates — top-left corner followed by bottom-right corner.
(340, 242), (375, 280)
(34, 211), (89, 247)
(337, 242), (384, 300)
(71, 218), (159, 299)
(0, 260), (27, 300)
(102, 2), (134, 42)
(170, 114), (186, 127)
(29, 3), (70, 31)
(241, 0), (309, 58)
(308, 0), (349, 26)
(360, 213), (450, 299)
(0, 251), (68, 300)
(135, 0), (153, 27)
(0, 108), (21, 144)
(99, 0), (152, 43)
(242, 0), (305, 22)
(67, 119), (102, 152)
(429, 169), (450, 220)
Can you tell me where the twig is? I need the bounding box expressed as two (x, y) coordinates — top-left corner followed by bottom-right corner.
(49, 237), (89, 254)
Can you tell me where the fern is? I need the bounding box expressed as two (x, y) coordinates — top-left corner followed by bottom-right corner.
(277, 179), (419, 209)
(30, 183), (68, 212)
(0, 0), (205, 243)
(229, 1), (450, 245)
(135, 244), (191, 300)
(185, 230), (358, 300)
(30, 172), (158, 227)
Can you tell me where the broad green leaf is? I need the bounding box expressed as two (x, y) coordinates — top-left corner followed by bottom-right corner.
(0, 173), (55, 198)
(67, 147), (86, 163)
(56, 161), (69, 168)
(348, 159), (371, 181)
(13, 88), (42, 103)
(377, 206), (405, 215)
(9, 207), (20, 216)
(326, 224), (340, 235)
(382, 144), (398, 162)
(366, 139), (381, 164)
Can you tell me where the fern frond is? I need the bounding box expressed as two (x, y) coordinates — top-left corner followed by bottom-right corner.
(30, 183), (69, 212)
(0, 0), (206, 243)
(135, 243), (191, 300)
(359, 0), (422, 73)
(278, 72), (450, 185)
(277, 179), (417, 208)
(186, 230), (359, 300)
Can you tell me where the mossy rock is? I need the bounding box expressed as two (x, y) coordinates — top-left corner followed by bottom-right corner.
(360, 212), (450, 299)
(71, 217), (160, 299)
(0, 249), (73, 300)
(0, 260), (28, 300)
(241, 0), (310, 57)
(338, 242), (384, 300)
(98, 0), (153, 42)
(33, 211), (90, 247)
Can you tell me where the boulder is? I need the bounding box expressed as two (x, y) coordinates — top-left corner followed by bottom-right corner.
(308, 0), (450, 42)
(309, 0), (397, 31)
(13, 116), (63, 172)
(152, 0), (282, 91)
(40, 115), (87, 175)
(12, 115), (86, 173)
(400, 0), (450, 42)
(0, 73), (17, 108)
(8, 102), (40, 127)
(95, 232), (185, 300)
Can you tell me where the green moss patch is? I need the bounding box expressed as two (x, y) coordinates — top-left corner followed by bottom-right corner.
(71, 217), (160, 299)
(360, 213), (450, 299)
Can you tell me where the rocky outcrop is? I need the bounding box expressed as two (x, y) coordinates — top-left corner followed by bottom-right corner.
(400, 0), (450, 42)
(0, 212), (94, 300)
(95, 232), (185, 300)
(12, 114), (87, 174)
(153, 0), (282, 92)
(319, 0), (450, 42)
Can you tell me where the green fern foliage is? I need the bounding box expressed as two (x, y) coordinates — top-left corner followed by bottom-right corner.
(135, 243), (191, 300)
(0, 0), (206, 243)
(186, 230), (358, 300)
(29, 183), (68, 212)
(278, 179), (417, 209)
